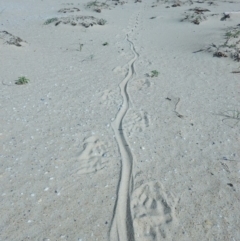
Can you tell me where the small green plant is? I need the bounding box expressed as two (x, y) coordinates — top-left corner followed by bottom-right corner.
(103, 42), (109, 46)
(150, 70), (159, 77)
(15, 76), (30, 85)
(232, 31), (240, 38)
(44, 18), (58, 25)
(225, 32), (232, 37)
(225, 30), (240, 39)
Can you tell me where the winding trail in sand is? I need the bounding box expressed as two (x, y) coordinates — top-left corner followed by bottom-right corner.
(109, 35), (139, 241)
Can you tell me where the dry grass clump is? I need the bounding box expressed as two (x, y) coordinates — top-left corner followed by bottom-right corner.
(44, 18), (58, 25)
(208, 26), (240, 61)
(181, 7), (210, 25)
(44, 16), (107, 27)
(58, 7), (80, 13)
(195, 25), (240, 62)
(86, 1), (109, 10)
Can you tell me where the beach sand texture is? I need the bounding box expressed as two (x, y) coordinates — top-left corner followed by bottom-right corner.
(0, 0), (240, 240)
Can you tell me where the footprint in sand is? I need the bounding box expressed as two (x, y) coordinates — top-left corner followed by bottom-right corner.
(131, 78), (151, 91)
(112, 65), (128, 76)
(100, 89), (121, 109)
(131, 182), (178, 240)
(74, 136), (110, 174)
(123, 110), (150, 136)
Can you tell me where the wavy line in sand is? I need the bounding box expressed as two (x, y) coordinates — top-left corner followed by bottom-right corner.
(109, 34), (139, 241)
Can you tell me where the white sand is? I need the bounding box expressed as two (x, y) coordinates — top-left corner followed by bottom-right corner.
(1, 0), (240, 240)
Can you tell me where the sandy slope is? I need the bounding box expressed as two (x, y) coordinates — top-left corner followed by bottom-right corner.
(0, 0), (240, 240)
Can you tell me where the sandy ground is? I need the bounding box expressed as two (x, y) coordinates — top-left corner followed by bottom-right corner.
(0, 0), (240, 240)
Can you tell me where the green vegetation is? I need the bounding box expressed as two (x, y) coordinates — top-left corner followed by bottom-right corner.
(222, 43), (236, 48)
(225, 30), (240, 39)
(15, 76), (30, 85)
(44, 18), (58, 25)
(150, 70), (159, 77)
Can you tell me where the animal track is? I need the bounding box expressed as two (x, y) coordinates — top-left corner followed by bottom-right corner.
(123, 110), (150, 136)
(131, 182), (178, 240)
(109, 35), (139, 240)
(74, 136), (109, 174)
